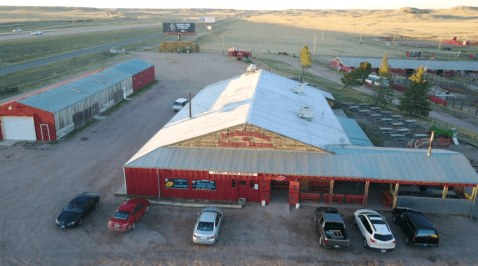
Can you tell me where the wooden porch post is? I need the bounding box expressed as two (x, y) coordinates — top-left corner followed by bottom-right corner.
(329, 180), (334, 205)
(364, 181), (370, 206)
(392, 183), (400, 208)
(442, 186), (449, 199)
(470, 186), (478, 219)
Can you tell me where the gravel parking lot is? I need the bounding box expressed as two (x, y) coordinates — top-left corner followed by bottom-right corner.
(1, 53), (478, 266)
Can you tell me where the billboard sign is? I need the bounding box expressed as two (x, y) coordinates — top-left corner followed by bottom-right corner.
(163, 23), (195, 35)
(165, 178), (189, 189)
(198, 17), (215, 24)
(192, 180), (216, 191)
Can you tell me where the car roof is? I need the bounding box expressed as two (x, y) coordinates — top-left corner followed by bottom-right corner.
(70, 194), (93, 204)
(407, 212), (436, 230)
(199, 212), (217, 223)
(323, 212), (344, 223)
(175, 98), (188, 103)
(118, 203), (136, 212)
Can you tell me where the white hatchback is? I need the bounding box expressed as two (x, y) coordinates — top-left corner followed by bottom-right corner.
(353, 209), (396, 252)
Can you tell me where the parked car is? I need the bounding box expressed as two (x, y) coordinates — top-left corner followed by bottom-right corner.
(193, 207), (224, 244)
(392, 207), (439, 247)
(314, 207), (350, 249)
(108, 198), (150, 232)
(31, 30), (42, 35)
(55, 192), (100, 228)
(13, 28), (22, 33)
(353, 209), (396, 252)
(172, 98), (188, 111)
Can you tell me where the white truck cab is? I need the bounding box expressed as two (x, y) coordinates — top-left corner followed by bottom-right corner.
(173, 98), (188, 111)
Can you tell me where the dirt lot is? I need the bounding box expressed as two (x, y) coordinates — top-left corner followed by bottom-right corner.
(1, 53), (478, 266)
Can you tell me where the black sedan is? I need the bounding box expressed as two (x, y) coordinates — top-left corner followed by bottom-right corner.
(56, 192), (100, 228)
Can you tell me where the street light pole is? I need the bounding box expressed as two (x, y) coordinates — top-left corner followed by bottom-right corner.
(221, 35), (225, 55)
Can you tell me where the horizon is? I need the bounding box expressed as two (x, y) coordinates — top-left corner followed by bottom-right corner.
(2, 1), (478, 11)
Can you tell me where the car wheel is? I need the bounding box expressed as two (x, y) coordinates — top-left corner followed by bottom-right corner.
(146, 205), (150, 213)
(363, 238), (368, 248)
(353, 217), (357, 226)
(405, 236), (411, 246)
(78, 219), (83, 226)
(131, 222), (136, 230)
(392, 215), (397, 224)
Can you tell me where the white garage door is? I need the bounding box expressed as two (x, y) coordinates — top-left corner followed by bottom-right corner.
(2, 117), (36, 140)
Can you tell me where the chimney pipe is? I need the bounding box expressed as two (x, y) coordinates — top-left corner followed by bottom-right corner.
(189, 92), (192, 118)
(427, 131), (435, 156)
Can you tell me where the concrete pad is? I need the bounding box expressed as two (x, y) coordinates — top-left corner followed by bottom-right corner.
(115, 183), (127, 195)
(94, 115), (107, 120)
(0, 140), (22, 146)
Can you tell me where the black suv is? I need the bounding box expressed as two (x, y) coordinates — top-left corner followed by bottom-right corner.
(392, 208), (439, 247)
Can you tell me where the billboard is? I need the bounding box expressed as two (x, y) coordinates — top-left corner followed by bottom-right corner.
(198, 17), (215, 24)
(163, 23), (195, 35)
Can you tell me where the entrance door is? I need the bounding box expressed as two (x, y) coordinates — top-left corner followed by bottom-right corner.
(40, 124), (50, 141)
(289, 181), (300, 205)
(238, 180), (257, 202)
(2, 117), (36, 140)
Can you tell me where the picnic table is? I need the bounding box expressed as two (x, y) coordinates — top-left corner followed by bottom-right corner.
(396, 128), (410, 135)
(381, 118), (393, 124)
(358, 109), (371, 114)
(348, 106), (359, 110)
(405, 119), (417, 127)
(370, 107), (381, 112)
(392, 122), (405, 128)
(380, 111), (393, 116)
(391, 134), (406, 141)
(379, 127), (393, 135)
(358, 103), (368, 108)
(370, 114), (382, 120)
(391, 115), (403, 119)
(413, 133), (428, 138)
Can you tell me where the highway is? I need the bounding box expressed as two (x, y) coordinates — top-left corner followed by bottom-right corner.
(0, 32), (163, 76)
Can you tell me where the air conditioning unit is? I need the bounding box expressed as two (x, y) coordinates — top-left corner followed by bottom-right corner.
(298, 107), (313, 121)
(293, 84), (304, 94)
(246, 64), (257, 74)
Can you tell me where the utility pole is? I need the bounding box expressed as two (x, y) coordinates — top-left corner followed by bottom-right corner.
(221, 36), (225, 55)
(313, 34), (316, 61)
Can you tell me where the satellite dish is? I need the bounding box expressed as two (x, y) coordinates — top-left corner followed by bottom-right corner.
(339, 138), (345, 147)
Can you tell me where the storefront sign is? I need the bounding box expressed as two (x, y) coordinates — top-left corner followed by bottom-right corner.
(209, 171), (257, 176)
(192, 180), (216, 191)
(275, 176), (286, 181)
(165, 178), (189, 189)
(218, 130), (273, 148)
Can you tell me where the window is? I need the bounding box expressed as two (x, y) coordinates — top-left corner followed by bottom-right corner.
(360, 216), (373, 234)
(239, 181), (246, 186)
(133, 204), (143, 215)
(215, 214), (222, 226)
(250, 181), (254, 188)
(319, 217), (325, 225)
(232, 179), (236, 187)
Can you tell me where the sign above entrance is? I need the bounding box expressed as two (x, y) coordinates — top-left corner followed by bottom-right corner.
(275, 176), (286, 181)
(209, 171), (258, 176)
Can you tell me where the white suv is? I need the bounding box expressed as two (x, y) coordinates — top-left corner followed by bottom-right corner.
(172, 98), (188, 112)
(31, 30), (42, 35)
(353, 209), (396, 252)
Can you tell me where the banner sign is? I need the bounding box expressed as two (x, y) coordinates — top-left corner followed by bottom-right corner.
(192, 180), (216, 191)
(198, 17), (215, 24)
(217, 130), (273, 148)
(209, 171), (257, 176)
(163, 23), (195, 35)
(165, 178), (189, 189)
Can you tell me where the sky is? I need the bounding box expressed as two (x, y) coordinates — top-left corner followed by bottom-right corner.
(5, 0), (478, 10)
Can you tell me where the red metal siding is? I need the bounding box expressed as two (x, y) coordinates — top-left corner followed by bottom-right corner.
(0, 120), (2, 140)
(132, 66), (155, 92)
(124, 168), (160, 197)
(0, 102), (55, 141)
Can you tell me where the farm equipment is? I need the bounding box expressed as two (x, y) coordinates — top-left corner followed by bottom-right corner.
(444, 36), (472, 46)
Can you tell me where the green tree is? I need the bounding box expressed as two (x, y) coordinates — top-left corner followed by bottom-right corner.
(398, 66), (432, 117)
(355, 62), (372, 85)
(341, 70), (357, 89)
(374, 54), (394, 107)
(300, 46), (312, 75)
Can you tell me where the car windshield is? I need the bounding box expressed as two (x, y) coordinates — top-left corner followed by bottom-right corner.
(174, 102), (182, 106)
(64, 203), (83, 213)
(197, 221), (214, 232)
(417, 229), (438, 238)
(113, 211), (130, 220)
(374, 234), (394, 241)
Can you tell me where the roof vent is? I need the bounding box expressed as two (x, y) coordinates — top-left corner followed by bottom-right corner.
(298, 107), (313, 121)
(68, 87), (84, 93)
(293, 84), (304, 94)
(246, 64), (256, 74)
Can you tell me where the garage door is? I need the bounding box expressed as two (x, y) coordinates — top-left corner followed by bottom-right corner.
(2, 117), (36, 140)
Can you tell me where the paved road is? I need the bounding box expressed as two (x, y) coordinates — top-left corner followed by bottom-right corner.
(0, 32), (163, 76)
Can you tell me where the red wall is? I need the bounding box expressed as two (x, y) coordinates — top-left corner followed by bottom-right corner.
(0, 102), (55, 141)
(132, 66), (155, 92)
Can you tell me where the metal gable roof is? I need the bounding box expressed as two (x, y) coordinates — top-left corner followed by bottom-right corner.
(111, 59), (153, 75)
(17, 69), (131, 113)
(124, 146), (478, 185)
(336, 116), (373, 147)
(126, 70), (351, 164)
(337, 57), (478, 71)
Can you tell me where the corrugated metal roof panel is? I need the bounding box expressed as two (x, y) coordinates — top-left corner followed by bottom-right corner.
(111, 59), (153, 75)
(336, 116), (373, 146)
(17, 69), (131, 113)
(126, 70), (351, 164)
(338, 57), (478, 71)
(124, 146), (478, 185)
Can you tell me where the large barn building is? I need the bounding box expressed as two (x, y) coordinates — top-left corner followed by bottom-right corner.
(123, 69), (478, 215)
(0, 59), (154, 142)
(330, 57), (478, 77)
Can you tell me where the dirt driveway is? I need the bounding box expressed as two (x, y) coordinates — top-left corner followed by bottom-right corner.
(1, 52), (478, 265)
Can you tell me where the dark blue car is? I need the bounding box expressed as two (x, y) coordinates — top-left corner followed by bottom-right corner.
(56, 192), (100, 228)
